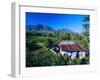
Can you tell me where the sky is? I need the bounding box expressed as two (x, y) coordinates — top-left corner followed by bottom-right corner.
(26, 12), (89, 33)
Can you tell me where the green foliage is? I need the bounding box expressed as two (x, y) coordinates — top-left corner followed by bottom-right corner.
(26, 50), (70, 67)
(82, 15), (90, 46)
(26, 49), (89, 67)
(80, 36), (89, 48)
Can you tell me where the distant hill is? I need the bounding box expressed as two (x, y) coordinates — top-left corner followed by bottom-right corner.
(57, 28), (72, 32)
(26, 24), (73, 33)
(26, 24), (55, 32)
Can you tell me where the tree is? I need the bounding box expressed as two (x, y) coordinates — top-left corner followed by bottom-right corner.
(45, 38), (54, 49)
(82, 15), (90, 42)
(82, 15), (90, 48)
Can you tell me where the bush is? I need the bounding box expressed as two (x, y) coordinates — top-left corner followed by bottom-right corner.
(26, 50), (70, 67)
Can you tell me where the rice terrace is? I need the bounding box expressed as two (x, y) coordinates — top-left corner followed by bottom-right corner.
(26, 12), (90, 67)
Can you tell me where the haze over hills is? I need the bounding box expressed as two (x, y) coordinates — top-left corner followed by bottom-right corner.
(57, 28), (73, 32)
(26, 24), (74, 33)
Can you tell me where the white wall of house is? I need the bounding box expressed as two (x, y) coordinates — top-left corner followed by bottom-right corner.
(71, 52), (77, 59)
(79, 51), (86, 59)
(60, 49), (86, 59)
(60, 51), (66, 55)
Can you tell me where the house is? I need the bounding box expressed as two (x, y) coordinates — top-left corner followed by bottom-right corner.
(52, 41), (88, 59)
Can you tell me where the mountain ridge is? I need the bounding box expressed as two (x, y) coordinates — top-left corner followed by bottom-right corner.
(26, 24), (73, 33)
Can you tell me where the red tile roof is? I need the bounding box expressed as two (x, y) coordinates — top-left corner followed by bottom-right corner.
(59, 43), (86, 51)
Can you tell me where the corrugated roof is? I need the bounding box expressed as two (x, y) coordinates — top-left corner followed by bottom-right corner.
(59, 43), (86, 52)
